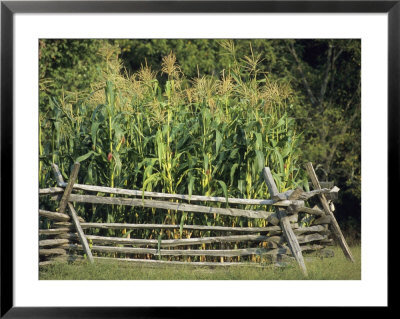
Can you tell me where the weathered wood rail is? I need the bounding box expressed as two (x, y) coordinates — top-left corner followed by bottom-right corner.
(39, 162), (351, 276)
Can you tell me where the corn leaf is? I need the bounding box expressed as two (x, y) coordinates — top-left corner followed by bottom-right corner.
(75, 151), (95, 163)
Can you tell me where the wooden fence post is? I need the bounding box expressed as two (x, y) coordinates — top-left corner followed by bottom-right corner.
(305, 162), (354, 262)
(51, 163), (68, 187)
(263, 167), (308, 276)
(54, 162), (94, 264)
(57, 163), (80, 215)
(67, 203), (94, 264)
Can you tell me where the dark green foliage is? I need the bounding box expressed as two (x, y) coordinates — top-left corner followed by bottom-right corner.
(286, 39), (361, 213)
(39, 39), (104, 93)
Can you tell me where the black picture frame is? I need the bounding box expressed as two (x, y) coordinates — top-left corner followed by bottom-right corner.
(1, 0), (395, 317)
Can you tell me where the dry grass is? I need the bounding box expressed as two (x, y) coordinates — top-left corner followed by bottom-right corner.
(39, 245), (361, 280)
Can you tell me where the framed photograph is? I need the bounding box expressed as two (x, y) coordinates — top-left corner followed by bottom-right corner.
(1, 0), (394, 316)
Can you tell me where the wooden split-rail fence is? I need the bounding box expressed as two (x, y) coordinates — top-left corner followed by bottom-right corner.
(39, 162), (354, 276)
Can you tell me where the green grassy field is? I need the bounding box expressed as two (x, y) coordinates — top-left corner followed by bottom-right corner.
(39, 245), (360, 280)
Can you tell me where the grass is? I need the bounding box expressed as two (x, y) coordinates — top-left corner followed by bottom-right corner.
(39, 245), (360, 280)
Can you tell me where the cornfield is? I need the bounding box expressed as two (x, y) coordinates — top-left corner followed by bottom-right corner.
(39, 41), (308, 257)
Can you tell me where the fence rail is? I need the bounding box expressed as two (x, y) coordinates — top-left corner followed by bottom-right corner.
(40, 184), (311, 206)
(39, 162), (352, 276)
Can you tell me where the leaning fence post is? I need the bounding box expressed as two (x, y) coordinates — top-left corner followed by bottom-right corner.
(263, 167), (308, 276)
(67, 202), (94, 264)
(54, 162), (94, 264)
(51, 163), (67, 187)
(305, 162), (354, 262)
(57, 163), (80, 215)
